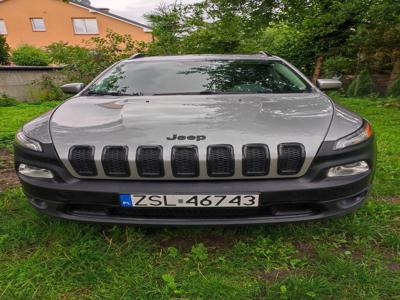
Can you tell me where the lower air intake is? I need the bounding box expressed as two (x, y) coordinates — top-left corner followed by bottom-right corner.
(136, 146), (164, 177)
(69, 146), (97, 176)
(102, 146), (130, 177)
(207, 145), (235, 177)
(172, 146), (199, 177)
(278, 143), (305, 175)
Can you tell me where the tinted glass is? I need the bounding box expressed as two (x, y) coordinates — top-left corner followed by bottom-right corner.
(87, 60), (311, 96)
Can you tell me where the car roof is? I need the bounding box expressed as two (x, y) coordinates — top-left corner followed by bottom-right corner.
(125, 53), (280, 62)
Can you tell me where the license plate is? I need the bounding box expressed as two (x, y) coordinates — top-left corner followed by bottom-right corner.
(119, 194), (259, 208)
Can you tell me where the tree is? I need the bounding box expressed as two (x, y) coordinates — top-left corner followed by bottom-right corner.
(0, 35), (10, 65)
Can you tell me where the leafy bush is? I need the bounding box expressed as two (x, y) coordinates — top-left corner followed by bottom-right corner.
(47, 31), (147, 84)
(346, 78), (357, 96)
(11, 45), (50, 66)
(322, 56), (355, 77)
(347, 70), (377, 97)
(0, 35), (10, 65)
(387, 78), (400, 97)
(29, 75), (65, 102)
(0, 94), (18, 107)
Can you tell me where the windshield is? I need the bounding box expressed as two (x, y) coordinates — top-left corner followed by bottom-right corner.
(86, 60), (311, 96)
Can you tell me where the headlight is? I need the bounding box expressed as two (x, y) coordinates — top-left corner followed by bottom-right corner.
(15, 110), (54, 152)
(334, 122), (373, 150)
(16, 130), (42, 152)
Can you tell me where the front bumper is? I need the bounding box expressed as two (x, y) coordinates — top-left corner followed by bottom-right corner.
(15, 138), (376, 226)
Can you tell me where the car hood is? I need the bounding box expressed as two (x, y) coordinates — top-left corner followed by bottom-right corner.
(50, 93), (334, 179)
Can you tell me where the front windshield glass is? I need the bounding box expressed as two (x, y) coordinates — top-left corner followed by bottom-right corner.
(86, 60), (311, 96)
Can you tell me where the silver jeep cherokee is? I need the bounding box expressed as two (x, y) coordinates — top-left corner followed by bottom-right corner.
(15, 53), (376, 225)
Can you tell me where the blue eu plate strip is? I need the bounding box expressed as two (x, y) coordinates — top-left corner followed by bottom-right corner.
(119, 194), (133, 207)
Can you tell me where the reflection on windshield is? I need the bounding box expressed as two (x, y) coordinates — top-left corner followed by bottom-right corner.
(87, 60), (311, 96)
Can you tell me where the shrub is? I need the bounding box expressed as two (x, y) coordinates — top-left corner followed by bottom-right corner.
(346, 78), (357, 96)
(347, 69), (377, 97)
(47, 31), (147, 84)
(11, 45), (50, 66)
(387, 78), (400, 97)
(0, 94), (18, 107)
(322, 56), (355, 77)
(0, 35), (10, 65)
(29, 74), (65, 102)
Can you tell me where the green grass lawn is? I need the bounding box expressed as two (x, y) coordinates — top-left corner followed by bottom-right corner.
(0, 97), (399, 299)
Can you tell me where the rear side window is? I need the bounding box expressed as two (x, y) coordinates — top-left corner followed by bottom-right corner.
(87, 60), (311, 96)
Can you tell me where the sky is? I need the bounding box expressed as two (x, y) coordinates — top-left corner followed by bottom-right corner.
(90, 0), (200, 25)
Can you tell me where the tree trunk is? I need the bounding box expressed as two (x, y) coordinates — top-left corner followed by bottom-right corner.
(312, 55), (324, 83)
(389, 49), (400, 83)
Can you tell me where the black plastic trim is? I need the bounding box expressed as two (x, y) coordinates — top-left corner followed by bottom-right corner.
(242, 144), (270, 176)
(207, 144), (235, 177)
(68, 145), (97, 176)
(101, 146), (130, 177)
(277, 143), (306, 175)
(171, 145), (199, 178)
(136, 146), (165, 178)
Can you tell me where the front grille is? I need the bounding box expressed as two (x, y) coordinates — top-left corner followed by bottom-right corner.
(172, 146), (199, 177)
(102, 146), (130, 177)
(207, 145), (235, 177)
(243, 144), (269, 176)
(278, 143), (305, 175)
(136, 146), (164, 177)
(69, 146), (97, 176)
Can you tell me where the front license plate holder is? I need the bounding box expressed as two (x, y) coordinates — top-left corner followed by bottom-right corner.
(119, 194), (259, 208)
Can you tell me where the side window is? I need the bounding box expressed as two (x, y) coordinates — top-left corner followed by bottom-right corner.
(0, 20), (7, 35)
(72, 18), (99, 34)
(273, 63), (307, 91)
(31, 18), (46, 32)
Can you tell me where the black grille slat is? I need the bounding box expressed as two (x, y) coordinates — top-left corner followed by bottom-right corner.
(102, 146), (130, 177)
(69, 146), (97, 176)
(278, 143), (305, 175)
(172, 146), (199, 177)
(243, 144), (269, 176)
(207, 145), (235, 177)
(136, 146), (164, 177)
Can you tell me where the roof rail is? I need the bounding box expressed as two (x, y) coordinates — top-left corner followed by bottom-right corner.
(129, 53), (145, 59)
(258, 51), (273, 57)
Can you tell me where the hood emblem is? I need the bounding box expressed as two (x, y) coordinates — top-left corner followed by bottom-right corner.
(167, 134), (206, 141)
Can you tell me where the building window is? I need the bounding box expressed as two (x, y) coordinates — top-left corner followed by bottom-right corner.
(0, 20), (7, 35)
(31, 18), (46, 32)
(72, 18), (99, 34)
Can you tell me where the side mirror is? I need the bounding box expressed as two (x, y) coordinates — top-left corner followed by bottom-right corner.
(61, 83), (86, 94)
(316, 79), (342, 91)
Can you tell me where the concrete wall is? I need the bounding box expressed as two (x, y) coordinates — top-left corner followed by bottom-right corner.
(0, 66), (63, 101)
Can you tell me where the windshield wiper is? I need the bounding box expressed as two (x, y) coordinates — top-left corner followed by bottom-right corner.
(86, 91), (142, 96)
(152, 91), (217, 96)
